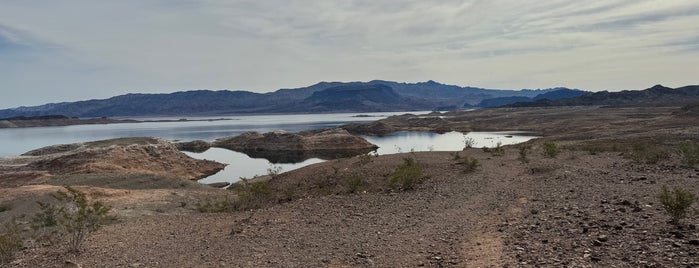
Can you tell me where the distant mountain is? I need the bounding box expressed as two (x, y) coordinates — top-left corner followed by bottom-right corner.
(0, 80), (569, 118)
(507, 85), (699, 107)
(476, 97), (532, 108)
(474, 88), (586, 108)
(299, 84), (403, 112)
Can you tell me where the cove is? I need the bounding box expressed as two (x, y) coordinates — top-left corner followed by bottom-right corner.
(189, 131), (536, 184)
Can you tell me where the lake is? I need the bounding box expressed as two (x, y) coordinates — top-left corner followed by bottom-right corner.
(190, 131), (536, 184)
(0, 112), (417, 157)
(0, 112), (537, 184)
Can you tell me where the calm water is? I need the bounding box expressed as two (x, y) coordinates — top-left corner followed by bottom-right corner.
(0, 112), (537, 185)
(0, 112), (417, 157)
(190, 131), (536, 184)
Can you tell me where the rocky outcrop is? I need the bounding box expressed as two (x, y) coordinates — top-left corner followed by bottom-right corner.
(341, 114), (451, 135)
(20, 137), (225, 180)
(212, 128), (378, 162)
(175, 140), (212, 153)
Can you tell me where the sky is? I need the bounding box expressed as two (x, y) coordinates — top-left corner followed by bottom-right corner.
(1, 0), (698, 109)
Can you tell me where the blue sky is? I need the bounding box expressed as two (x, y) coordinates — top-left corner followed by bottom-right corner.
(1, 0), (698, 109)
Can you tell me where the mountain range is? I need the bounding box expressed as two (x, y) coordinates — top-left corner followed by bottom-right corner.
(0, 80), (579, 118)
(506, 85), (699, 107)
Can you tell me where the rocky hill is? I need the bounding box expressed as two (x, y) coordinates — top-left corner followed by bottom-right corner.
(474, 88), (586, 108)
(0, 80), (567, 118)
(507, 85), (699, 107)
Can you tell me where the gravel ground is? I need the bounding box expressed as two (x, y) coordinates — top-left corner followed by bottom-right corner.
(3, 106), (698, 267)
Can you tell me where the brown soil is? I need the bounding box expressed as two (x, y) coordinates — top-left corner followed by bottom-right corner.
(2, 106), (698, 267)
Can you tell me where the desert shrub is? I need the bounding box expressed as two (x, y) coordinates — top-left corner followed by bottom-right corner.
(461, 156), (480, 173)
(518, 145), (531, 163)
(232, 179), (272, 210)
(344, 174), (364, 193)
(0, 203), (11, 213)
(463, 136), (475, 149)
(54, 186), (112, 253)
(542, 142), (560, 158)
(32, 201), (59, 228)
(630, 143), (669, 164)
(658, 185), (695, 225)
(390, 157), (423, 191)
(490, 142), (505, 156)
(0, 220), (23, 265)
(677, 140), (699, 167)
(267, 165), (282, 177)
(195, 197), (232, 213)
(357, 152), (376, 165)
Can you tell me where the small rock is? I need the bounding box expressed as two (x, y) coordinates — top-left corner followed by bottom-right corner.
(688, 239), (699, 246)
(597, 235), (608, 242)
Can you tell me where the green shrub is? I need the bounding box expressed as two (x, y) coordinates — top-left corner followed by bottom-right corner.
(677, 141), (699, 167)
(54, 186), (112, 253)
(542, 142), (560, 158)
(461, 156), (480, 173)
(0, 221), (23, 265)
(232, 179), (272, 210)
(658, 185), (695, 225)
(390, 157), (423, 191)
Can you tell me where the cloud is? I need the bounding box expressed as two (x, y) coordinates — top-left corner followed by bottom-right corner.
(0, 0), (698, 108)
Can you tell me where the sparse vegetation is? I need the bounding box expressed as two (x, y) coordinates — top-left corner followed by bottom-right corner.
(658, 185), (695, 225)
(343, 174), (364, 193)
(542, 142), (560, 158)
(460, 156), (480, 173)
(54, 186), (112, 253)
(195, 197), (232, 213)
(630, 143), (669, 164)
(518, 145), (531, 163)
(677, 140), (699, 167)
(463, 136), (475, 149)
(267, 165), (282, 177)
(491, 142), (505, 156)
(357, 153), (373, 165)
(232, 179), (272, 210)
(481, 142), (505, 156)
(0, 220), (23, 265)
(390, 157), (423, 191)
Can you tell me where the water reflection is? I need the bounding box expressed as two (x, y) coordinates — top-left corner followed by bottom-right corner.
(187, 148), (325, 184)
(190, 131), (536, 184)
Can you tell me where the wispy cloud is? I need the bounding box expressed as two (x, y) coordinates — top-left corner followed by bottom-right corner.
(0, 0), (697, 108)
